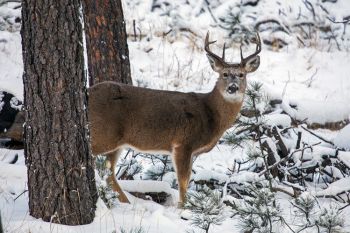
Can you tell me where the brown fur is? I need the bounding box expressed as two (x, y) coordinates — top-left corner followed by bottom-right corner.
(89, 82), (243, 155)
(88, 33), (261, 206)
(88, 79), (246, 206)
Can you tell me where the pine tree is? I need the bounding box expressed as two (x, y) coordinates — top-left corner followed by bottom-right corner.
(143, 155), (174, 182)
(117, 155), (143, 180)
(185, 185), (226, 233)
(292, 192), (316, 227)
(291, 193), (345, 232)
(231, 183), (282, 233)
(21, 0), (97, 224)
(83, 0), (132, 85)
(316, 205), (344, 233)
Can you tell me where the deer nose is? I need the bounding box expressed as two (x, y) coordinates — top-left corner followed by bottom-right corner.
(227, 83), (239, 94)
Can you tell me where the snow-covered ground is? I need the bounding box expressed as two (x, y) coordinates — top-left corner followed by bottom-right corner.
(1, 0), (350, 232)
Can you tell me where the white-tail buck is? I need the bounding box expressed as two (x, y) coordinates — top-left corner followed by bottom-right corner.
(88, 32), (262, 206)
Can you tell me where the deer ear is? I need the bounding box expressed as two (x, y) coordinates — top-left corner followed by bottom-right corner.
(244, 55), (260, 73)
(206, 54), (223, 72)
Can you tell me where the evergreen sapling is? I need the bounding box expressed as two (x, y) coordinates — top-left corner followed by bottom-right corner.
(185, 185), (226, 233)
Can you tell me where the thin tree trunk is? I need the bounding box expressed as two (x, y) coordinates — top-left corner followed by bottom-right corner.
(21, 0), (97, 225)
(83, 0), (132, 85)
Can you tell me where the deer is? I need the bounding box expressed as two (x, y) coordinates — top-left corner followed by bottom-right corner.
(88, 32), (262, 207)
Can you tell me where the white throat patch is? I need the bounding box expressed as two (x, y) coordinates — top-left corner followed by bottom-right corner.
(221, 91), (244, 103)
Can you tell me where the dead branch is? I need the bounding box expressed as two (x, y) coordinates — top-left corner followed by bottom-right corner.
(259, 142), (321, 177)
(272, 126), (289, 158)
(301, 125), (334, 146)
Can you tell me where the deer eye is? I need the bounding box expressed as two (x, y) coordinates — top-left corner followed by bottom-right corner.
(223, 73), (228, 78)
(238, 73), (244, 78)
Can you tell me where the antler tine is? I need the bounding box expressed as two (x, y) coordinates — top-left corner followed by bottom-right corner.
(241, 32), (262, 64)
(204, 31), (227, 63)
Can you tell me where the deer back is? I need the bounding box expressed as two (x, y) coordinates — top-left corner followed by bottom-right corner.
(88, 81), (238, 155)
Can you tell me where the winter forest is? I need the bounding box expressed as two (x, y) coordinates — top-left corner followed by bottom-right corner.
(0, 0), (350, 232)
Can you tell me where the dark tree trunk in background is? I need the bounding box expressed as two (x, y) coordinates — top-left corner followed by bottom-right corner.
(21, 0), (97, 225)
(83, 0), (132, 85)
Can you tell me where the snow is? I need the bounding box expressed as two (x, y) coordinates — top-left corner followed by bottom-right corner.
(228, 171), (263, 184)
(314, 177), (350, 197)
(338, 151), (350, 168)
(0, 31), (22, 98)
(119, 180), (174, 194)
(323, 166), (344, 179)
(192, 169), (228, 184)
(261, 49), (350, 125)
(2, 197), (187, 233)
(264, 113), (291, 128)
(334, 124), (350, 150)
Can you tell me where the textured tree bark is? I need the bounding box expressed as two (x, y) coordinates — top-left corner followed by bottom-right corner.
(83, 0), (132, 85)
(21, 0), (97, 225)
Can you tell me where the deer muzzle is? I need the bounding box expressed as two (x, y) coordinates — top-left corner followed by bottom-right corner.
(227, 83), (239, 94)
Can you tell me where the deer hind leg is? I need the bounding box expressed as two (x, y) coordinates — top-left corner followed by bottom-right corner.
(173, 148), (193, 208)
(105, 149), (130, 203)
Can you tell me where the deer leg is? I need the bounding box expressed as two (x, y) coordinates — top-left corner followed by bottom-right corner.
(173, 148), (193, 208)
(105, 149), (130, 203)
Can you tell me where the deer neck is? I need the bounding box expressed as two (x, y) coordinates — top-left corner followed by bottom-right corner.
(206, 85), (244, 131)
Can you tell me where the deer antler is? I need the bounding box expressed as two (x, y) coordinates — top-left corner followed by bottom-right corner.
(205, 32), (228, 66)
(240, 32), (261, 64)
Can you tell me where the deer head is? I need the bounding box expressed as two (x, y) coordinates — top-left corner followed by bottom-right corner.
(205, 32), (261, 102)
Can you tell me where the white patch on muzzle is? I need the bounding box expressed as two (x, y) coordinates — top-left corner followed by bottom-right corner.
(221, 91), (244, 103)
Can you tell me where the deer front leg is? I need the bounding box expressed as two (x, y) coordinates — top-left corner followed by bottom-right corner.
(105, 150), (130, 203)
(173, 148), (193, 207)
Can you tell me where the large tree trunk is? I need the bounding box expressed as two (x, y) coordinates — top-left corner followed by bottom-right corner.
(83, 0), (132, 85)
(21, 0), (97, 225)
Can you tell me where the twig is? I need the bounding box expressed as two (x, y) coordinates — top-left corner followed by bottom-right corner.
(116, 149), (132, 177)
(163, 29), (172, 37)
(318, 4), (329, 14)
(297, 36), (306, 47)
(0, 0), (20, 7)
(339, 202), (350, 211)
(137, 27), (142, 41)
(204, 0), (218, 23)
(326, 16), (350, 24)
(306, 68), (318, 88)
(179, 28), (199, 37)
(132, 20), (137, 42)
(272, 187), (294, 197)
(296, 131), (302, 149)
(9, 153), (18, 164)
(302, 0), (316, 20)
(300, 126), (334, 146)
(255, 19), (290, 34)
(14, 190), (28, 201)
(330, 29), (341, 51)
(272, 126), (288, 158)
(282, 71), (291, 99)
(259, 142), (321, 177)
(159, 155), (168, 181)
